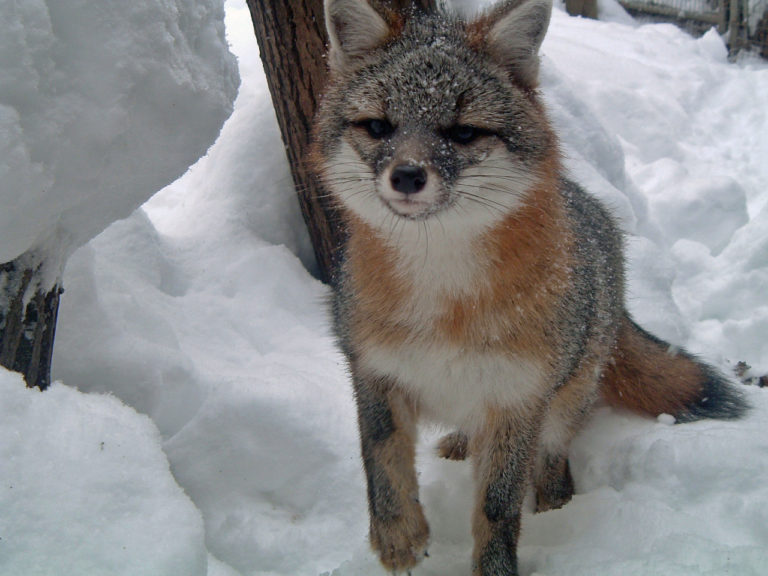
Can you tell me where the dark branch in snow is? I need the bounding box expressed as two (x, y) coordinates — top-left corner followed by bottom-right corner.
(0, 257), (62, 390)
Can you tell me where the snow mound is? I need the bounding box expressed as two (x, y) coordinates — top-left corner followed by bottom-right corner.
(0, 0), (238, 268)
(0, 367), (207, 576)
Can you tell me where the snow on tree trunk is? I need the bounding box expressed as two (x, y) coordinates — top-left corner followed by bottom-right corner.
(246, 0), (437, 282)
(0, 0), (240, 387)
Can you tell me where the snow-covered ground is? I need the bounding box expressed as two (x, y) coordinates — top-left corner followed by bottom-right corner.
(2, 1), (767, 575)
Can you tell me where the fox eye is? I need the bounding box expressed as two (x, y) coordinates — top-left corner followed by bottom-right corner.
(357, 118), (394, 139)
(446, 124), (481, 145)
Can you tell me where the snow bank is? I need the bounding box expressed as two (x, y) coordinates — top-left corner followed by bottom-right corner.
(144, 0), (315, 271)
(542, 11), (768, 366)
(524, 392), (768, 576)
(55, 190), (364, 575)
(0, 367), (207, 576)
(0, 0), (238, 271)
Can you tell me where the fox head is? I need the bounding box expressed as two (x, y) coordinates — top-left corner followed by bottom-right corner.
(313, 0), (557, 237)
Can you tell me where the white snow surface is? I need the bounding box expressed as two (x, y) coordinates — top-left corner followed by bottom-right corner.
(0, 0), (238, 272)
(1, 1), (767, 575)
(0, 368), (208, 576)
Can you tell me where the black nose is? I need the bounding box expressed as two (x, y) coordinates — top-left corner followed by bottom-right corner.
(390, 164), (427, 195)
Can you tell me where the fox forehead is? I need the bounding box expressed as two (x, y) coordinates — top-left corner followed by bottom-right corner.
(342, 25), (524, 131)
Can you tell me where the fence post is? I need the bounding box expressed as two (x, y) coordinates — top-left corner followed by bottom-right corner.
(728, 0), (744, 51)
(718, 0), (728, 32)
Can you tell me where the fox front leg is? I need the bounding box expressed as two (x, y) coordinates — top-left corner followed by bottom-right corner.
(471, 406), (545, 576)
(354, 373), (429, 573)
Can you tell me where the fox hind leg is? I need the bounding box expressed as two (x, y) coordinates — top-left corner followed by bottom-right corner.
(437, 430), (470, 460)
(534, 369), (600, 512)
(534, 451), (575, 513)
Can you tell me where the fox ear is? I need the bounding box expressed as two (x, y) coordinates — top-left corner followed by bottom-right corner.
(325, 0), (391, 73)
(480, 0), (552, 88)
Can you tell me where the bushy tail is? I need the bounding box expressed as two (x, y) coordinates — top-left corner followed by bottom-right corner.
(602, 315), (749, 422)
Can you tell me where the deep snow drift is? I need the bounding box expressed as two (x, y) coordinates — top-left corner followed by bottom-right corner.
(0, 368), (208, 576)
(2, 1), (767, 575)
(0, 0), (238, 273)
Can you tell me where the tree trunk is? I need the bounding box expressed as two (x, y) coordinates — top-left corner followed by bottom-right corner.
(565, 0), (598, 19)
(246, 0), (437, 282)
(0, 254), (63, 390)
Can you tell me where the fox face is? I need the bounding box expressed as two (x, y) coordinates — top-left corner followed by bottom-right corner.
(314, 0), (557, 235)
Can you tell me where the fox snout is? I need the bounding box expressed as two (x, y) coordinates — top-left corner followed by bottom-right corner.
(378, 157), (445, 219)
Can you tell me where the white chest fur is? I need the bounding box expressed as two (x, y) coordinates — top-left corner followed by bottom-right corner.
(360, 340), (545, 430)
(346, 159), (547, 428)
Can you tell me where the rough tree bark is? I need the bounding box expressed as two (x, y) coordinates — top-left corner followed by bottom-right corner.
(246, 0), (437, 282)
(0, 254), (62, 390)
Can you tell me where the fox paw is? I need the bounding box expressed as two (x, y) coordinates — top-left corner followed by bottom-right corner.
(436, 430), (469, 461)
(535, 457), (574, 513)
(370, 504), (430, 573)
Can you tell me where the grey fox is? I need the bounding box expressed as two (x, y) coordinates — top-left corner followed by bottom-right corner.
(311, 0), (748, 574)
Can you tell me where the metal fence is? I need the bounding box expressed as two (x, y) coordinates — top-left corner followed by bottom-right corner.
(618, 0), (768, 57)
